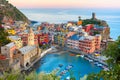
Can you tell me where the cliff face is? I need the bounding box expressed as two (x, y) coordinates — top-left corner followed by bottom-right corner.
(0, 0), (30, 24)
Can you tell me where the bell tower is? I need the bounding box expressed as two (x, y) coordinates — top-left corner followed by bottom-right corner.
(28, 28), (34, 46)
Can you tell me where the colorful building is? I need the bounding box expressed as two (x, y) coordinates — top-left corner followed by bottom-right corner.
(19, 28), (38, 46)
(37, 33), (49, 45)
(18, 28), (50, 46)
(8, 36), (23, 49)
(54, 32), (76, 47)
(0, 42), (21, 70)
(6, 29), (16, 35)
(18, 45), (39, 68)
(67, 34), (80, 49)
(54, 33), (66, 47)
(67, 33), (101, 54)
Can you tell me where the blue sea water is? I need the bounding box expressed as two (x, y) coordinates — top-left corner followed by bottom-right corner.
(20, 8), (120, 40)
(36, 52), (102, 80)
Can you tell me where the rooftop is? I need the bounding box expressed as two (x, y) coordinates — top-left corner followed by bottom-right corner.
(69, 34), (82, 41)
(19, 45), (36, 54)
(8, 36), (21, 40)
(84, 36), (95, 40)
(6, 42), (15, 48)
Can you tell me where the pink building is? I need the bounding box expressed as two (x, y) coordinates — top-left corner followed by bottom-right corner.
(79, 35), (101, 53)
(67, 34), (101, 54)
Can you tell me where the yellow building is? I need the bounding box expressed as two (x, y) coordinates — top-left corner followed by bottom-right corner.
(6, 29), (16, 35)
(8, 36), (23, 49)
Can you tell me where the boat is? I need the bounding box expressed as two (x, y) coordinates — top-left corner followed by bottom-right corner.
(58, 64), (63, 68)
(89, 59), (93, 62)
(94, 62), (98, 65)
(84, 57), (90, 60)
(60, 70), (67, 76)
(70, 53), (75, 56)
(66, 76), (70, 80)
(97, 63), (102, 67)
(76, 55), (81, 57)
(81, 55), (84, 58)
(65, 65), (73, 70)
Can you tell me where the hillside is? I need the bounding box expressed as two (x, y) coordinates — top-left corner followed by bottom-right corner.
(0, 0), (30, 23)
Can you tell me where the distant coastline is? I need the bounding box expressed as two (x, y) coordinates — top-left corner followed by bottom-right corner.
(21, 9), (120, 40)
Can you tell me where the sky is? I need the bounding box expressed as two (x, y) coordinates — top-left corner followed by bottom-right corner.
(9, 0), (120, 9)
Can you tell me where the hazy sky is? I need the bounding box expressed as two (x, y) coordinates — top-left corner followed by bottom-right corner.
(9, 0), (120, 9)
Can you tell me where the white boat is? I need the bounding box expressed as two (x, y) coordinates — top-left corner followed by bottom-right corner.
(89, 59), (93, 62)
(65, 65), (73, 70)
(97, 63), (102, 67)
(66, 76), (70, 80)
(81, 55), (84, 58)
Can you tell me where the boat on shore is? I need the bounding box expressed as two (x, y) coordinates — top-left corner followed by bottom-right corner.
(76, 54), (81, 57)
(70, 53), (75, 56)
(81, 55), (84, 58)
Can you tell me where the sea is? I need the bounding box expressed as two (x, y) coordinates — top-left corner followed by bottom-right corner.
(20, 8), (120, 40)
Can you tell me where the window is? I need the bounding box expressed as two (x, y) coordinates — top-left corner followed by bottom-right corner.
(5, 48), (7, 50)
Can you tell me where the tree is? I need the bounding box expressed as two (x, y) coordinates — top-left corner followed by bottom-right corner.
(87, 36), (120, 80)
(0, 70), (60, 80)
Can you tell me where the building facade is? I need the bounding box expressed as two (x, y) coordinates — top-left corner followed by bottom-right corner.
(8, 36), (23, 49)
(67, 34), (101, 54)
(18, 45), (39, 68)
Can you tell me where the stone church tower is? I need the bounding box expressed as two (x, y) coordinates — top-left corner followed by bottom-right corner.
(28, 28), (34, 46)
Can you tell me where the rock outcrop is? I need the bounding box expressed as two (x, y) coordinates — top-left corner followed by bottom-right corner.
(0, 0), (30, 24)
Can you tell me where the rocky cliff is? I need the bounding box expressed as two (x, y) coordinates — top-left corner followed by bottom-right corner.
(0, 0), (30, 24)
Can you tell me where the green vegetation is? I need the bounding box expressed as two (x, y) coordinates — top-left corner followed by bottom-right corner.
(87, 36), (120, 80)
(0, 28), (11, 50)
(0, 70), (88, 80)
(0, 0), (30, 23)
(39, 44), (50, 50)
(82, 19), (108, 27)
(0, 70), (60, 80)
(93, 31), (100, 35)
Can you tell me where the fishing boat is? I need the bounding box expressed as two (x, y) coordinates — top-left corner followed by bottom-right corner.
(89, 59), (93, 62)
(81, 55), (84, 58)
(58, 64), (63, 68)
(65, 65), (73, 70)
(60, 70), (67, 76)
(70, 53), (75, 56)
(76, 54), (81, 57)
(97, 63), (102, 67)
